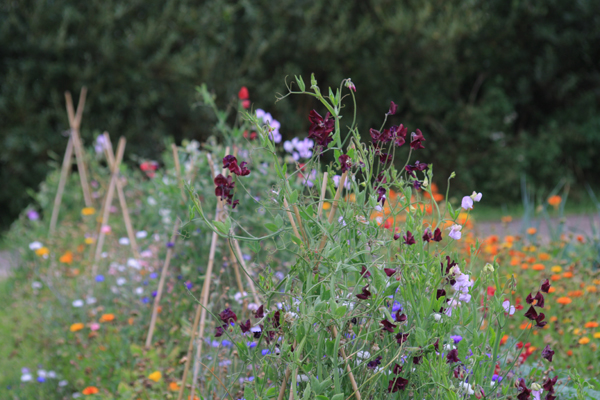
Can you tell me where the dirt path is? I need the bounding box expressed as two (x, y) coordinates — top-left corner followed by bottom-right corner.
(474, 214), (600, 241)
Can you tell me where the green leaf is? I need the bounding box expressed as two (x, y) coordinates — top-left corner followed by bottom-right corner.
(290, 189), (299, 204)
(129, 344), (143, 356)
(295, 75), (306, 92)
(214, 221), (227, 234)
(264, 223), (278, 232)
(302, 383), (312, 400)
(334, 305), (347, 318)
(291, 235), (303, 246)
(331, 394), (344, 400)
(316, 396), (329, 400)
(266, 387), (279, 398)
(383, 281), (401, 297)
(275, 214), (284, 228)
(244, 384), (256, 400)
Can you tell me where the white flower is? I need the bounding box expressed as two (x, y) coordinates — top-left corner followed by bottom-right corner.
(127, 258), (140, 269)
(432, 313), (442, 322)
(72, 299), (84, 308)
(461, 196), (474, 210)
(32, 281), (42, 289)
(296, 374), (310, 382)
(459, 382), (474, 395)
(47, 371), (57, 379)
(357, 351), (371, 359)
(86, 297), (97, 305)
(247, 303), (259, 311)
(29, 241), (43, 250)
(284, 312), (298, 323)
(136, 230), (148, 239)
(37, 369), (47, 378)
(470, 191), (483, 202)
(101, 252), (108, 258)
(72, 393), (82, 398)
(234, 291), (248, 304)
(116, 277), (127, 286)
(58, 380), (68, 387)
(134, 287), (144, 295)
(118, 237), (130, 245)
(448, 224), (462, 240)
(140, 250), (153, 258)
(147, 196), (157, 206)
(21, 373), (33, 382)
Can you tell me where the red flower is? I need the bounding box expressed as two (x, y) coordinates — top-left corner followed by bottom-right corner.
(360, 265), (371, 278)
(223, 155), (250, 176)
(339, 154), (352, 173)
(387, 101), (398, 116)
(384, 268), (396, 277)
(238, 86), (249, 100)
(387, 376), (409, 393)
(254, 305), (264, 318)
(308, 110), (335, 148)
(403, 231), (416, 245)
(432, 228), (443, 242)
(356, 285), (372, 300)
(219, 307), (237, 325)
(410, 129), (425, 150)
(380, 318), (397, 333)
(239, 319), (251, 333)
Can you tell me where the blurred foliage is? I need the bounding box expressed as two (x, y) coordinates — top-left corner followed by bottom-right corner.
(1, 0), (599, 229)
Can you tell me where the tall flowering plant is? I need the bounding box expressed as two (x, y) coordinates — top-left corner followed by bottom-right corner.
(188, 76), (558, 400)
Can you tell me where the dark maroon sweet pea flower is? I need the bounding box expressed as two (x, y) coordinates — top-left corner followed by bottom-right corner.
(360, 265), (371, 278)
(392, 363), (403, 375)
(376, 186), (386, 205)
(339, 154), (352, 173)
(388, 376), (409, 393)
(453, 366), (465, 379)
(215, 326), (224, 337)
(393, 124), (408, 147)
(356, 285), (371, 300)
(370, 128), (392, 146)
(395, 332), (409, 344)
(214, 174), (236, 207)
(543, 376), (558, 394)
(393, 233), (400, 241)
(436, 289), (446, 300)
(308, 110), (335, 148)
(432, 228), (443, 242)
(446, 349), (460, 363)
(272, 310), (281, 329)
(534, 313), (547, 328)
(441, 256), (457, 275)
(253, 324), (263, 339)
(405, 161), (428, 176)
(534, 292), (545, 308)
(410, 129), (425, 150)
(541, 345), (554, 362)
(524, 306), (538, 321)
(384, 268), (396, 277)
(403, 231), (416, 245)
(413, 355), (423, 364)
(433, 338), (439, 351)
(219, 308), (237, 325)
(540, 279), (551, 293)
(516, 379), (531, 400)
(254, 305), (264, 318)
(422, 228), (433, 242)
(381, 319), (397, 333)
(388, 101), (398, 115)
(240, 319), (251, 333)
(395, 312), (407, 322)
(223, 155), (251, 176)
(379, 153), (392, 164)
(367, 355), (382, 369)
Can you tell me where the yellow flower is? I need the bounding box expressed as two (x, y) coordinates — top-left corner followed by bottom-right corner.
(35, 247), (50, 257)
(579, 337), (590, 345)
(70, 323), (84, 332)
(550, 265), (562, 273)
(322, 202), (331, 210)
(85, 237), (94, 245)
(148, 371), (162, 382)
(81, 207), (96, 216)
(593, 332), (600, 339)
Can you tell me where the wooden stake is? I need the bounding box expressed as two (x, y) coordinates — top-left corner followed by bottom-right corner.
(49, 136), (74, 235)
(317, 171), (347, 253)
(65, 88), (93, 207)
(332, 325), (362, 400)
(145, 219), (180, 349)
(283, 198), (302, 241)
(317, 172), (329, 219)
(102, 132), (140, 259)
(232, 238), (261, 305)
(172, 143), (187, 202)
(91, 137), (125, 277)
(228, 244), (248, 311)
(276, 368), (292, 400)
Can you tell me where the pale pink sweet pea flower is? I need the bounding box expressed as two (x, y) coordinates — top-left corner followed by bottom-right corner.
(461, 196), (474, 210)
(471, 191), (482, 202)
(100, 225), (111, 234)
(502, 300), (516, 315)
(448, 224), (462, 240)
(90, 323), (100, 331)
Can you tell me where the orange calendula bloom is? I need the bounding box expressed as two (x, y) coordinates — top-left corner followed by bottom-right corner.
(579, 337), (590, 345)
(563, 271), (573, 278)
(550, 316), (558, 322)
(526, 227), (537, 235)
(82, 386), (99, 395)
(538, 253), (551, 261)
(547, 195), (561, 207)
(148, 371), (162, 382)
(556, 297), (572, 305)
(70, 323), (84, 332)
(584, 322), (599, 328)
(548, 287), (556, 293)
(35, 247), (50, 257)
(500, 334), (509, 345)
(586, 286), (597, 293)
(81, 207), (96, 216)
(99, 313), (115, 322)
(550, 275), (561, 281)
(59, 251), (73, 264)
(594, 332), (600, 339)
(521, 264), (529, 270)
(567, 350), (573, 356)
(322, 202), (331, 210)
(532, 263), (545, 271)
(501, 216), (513, 223)
(169, 382), (180, 391)
(568, 290), (583, 297)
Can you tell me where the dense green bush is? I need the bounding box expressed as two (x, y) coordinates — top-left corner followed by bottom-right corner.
(1, 0), (599, 229)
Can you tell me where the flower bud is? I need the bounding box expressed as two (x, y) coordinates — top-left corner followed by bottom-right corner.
(422, 177), (429, 188)
(484, 263), (494, 273)
(531, 383), (542, 391)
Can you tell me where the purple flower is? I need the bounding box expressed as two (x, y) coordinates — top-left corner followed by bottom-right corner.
(450, 335), (463, 344)
(384, 268), (396, 277)
(432, 228), (443, 242)
(541, 345), (554, 362)
(380, 319), (397, 333)
(167, 242), (175, 248)
(461, 196), (474, 210)
(356, 285), (372, 300)
(223, 155), (250, 177)
(410, 129), (425, 150)
(95, 275), (105, 282)
(240, 319), (251, 334)
(540, 279), (551, 293)
(151, 291), (157, 297)
(261, 349), (270, 356)
(367, 355), (383, 369)
(448, 225), (462, 240)
(256, 109), (282, 143)
(219, 308), (238, 325)
(388, 101), (398, 115)
(185, 281), (193, 290)
(387, 376), (409, 393)
(215, 326), (224, 337)
(403, 231), (416, 245)
(446, 349), (460, 363)
(142, 297), (150, 304)
(339, 154), (352, 173)
(422, 228), (433, 242)
(27, 210), (40, 221)
(308, 110), (335, 148)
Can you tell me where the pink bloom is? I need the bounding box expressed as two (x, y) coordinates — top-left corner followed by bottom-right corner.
(90, 323), (100, 331)
(448, 224), (462, 240)
(461, 196), (474, 210)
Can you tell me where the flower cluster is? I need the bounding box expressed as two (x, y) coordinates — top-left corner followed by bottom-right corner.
(213, 155), (250, 208)
(283, 137), (314, 161)
(256, 109), (281, 143)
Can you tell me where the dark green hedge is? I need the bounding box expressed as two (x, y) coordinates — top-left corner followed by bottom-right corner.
(1, 0), (599, 228)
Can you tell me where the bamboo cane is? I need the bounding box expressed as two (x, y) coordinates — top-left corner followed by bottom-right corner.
(49, 137), (74, 235)
(317, 172), (329, 219)
(91, 137), (125, 277)
(145, 219), (180, 349)
(172, 143), (187, 202)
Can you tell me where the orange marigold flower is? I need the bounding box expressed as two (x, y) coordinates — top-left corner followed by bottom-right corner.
(520, 322), (533, 330)
(501, 216), (513, 223)
(563, 272), (573, 278)
(567, 350), (573, 356)
(521, 264), (529, 270)
(70, 323), (84, 332)
(169, 382), (180, 391)
(539, 253), (551, 261)
(35, 247), (50, 257)
(148, 371), (162, 382)
(322, 202), (331, 211)
(527, 227), (537, 235)
(526, 256), (536, 263)
(99, 313), (115, 322)
(557, 297), (572, 305)
(579, 337), (590, 345)
(510, 257), (520, 266)
(82, 386), (99, 395)
(433, 193), (444, 202)
(500, 334), (509, 345)
(59, 251), (73, 264)
(547, 195), (561, 207)
(594, 332), (600, 339)
(568, 290), (583, 297)
(550, 316), (558, 322)
(576, 235), (585, 243)
(584, 322), (599, 328)
(81, 207), (96, 216)
(128, 317), (134, 325)
(586, 286), (597, 293)
(548, 287), (556, 293)
(551, 274), (561, 281)
(532, 263), (545, 271)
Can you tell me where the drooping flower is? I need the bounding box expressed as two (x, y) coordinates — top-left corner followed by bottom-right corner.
(422, 228), (433, 242)
(387, 376), (409, 393)
(366, 356), (383, 369)
(405, 161), (428, 177)
(541, 345), (554, 362)
(219, 308), (238, 325)
(410, 129), (425, 150)
(380, 319), (397, 333)
(356, 285), (372, 300)
(540, 279), (551, 293)
(239, 319), (252, 334)
(254, 305), (264, 318)
(223, 155), (250, 176)
(308, 110), (335, 148)
(215, 326), (224, 337)
(360, 265), (371, 278)
(214, 174), (238, 208)
(339, 154), (352, 173)
(516, 379), (532, 400)
(403, 231), (416, 245)
(446, 349), (460, 363)
(387, 101), (398, 115)
(432, 228), (443, 242)
(384, 268), (396, 277)
(395, 332), (409, 344)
